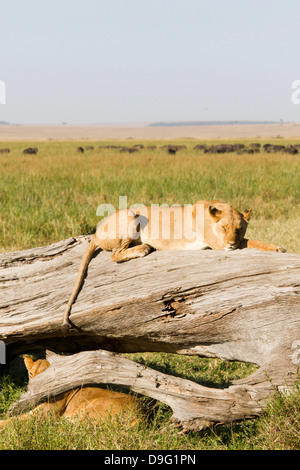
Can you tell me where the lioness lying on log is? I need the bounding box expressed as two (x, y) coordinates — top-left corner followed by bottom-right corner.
(63, 200), (285, 333)
(0, 355), (140, 429)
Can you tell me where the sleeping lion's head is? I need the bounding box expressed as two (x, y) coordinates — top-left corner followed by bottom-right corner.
(208, 201), (252, 250)
(24, 357), (50, 379)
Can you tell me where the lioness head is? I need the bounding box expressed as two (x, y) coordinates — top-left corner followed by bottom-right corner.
(208, 202), (252, 250)
(24, 357), (50, 379)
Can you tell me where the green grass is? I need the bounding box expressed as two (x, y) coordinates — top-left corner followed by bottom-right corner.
(0, 356), (299, 450)
(1, 139), (299, 449)
(1, 139), (300, 253)
(126, 352), (257, 388)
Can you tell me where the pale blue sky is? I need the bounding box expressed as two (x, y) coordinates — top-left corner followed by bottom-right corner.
(1, 0), (300, 124)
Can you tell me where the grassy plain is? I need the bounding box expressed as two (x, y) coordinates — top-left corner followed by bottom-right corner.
(0, 138), (300, 450)
(1, 138), (300, 253)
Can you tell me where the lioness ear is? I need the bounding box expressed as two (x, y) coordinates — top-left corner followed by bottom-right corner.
(209, 205), (222, 221)
(24, 357), (34, 371)
(242, 209), (252, 223)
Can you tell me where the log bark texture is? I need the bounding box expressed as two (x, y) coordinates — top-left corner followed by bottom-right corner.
(1, 236), (300, 430)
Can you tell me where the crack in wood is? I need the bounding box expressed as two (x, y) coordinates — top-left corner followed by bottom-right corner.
(1, 239), (300, 431)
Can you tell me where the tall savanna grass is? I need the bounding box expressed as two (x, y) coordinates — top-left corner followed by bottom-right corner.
(1, 139), (300, 253)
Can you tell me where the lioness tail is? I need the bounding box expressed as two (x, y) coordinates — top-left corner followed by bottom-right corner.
(62, 236), (98, 335)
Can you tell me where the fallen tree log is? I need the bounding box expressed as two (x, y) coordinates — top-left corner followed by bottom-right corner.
(1, 237), (300, 431)
(8, 349), (263, 432)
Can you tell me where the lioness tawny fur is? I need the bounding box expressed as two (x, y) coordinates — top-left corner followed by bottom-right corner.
(63, 200), (285, 333)
(0, 353), (140, 429)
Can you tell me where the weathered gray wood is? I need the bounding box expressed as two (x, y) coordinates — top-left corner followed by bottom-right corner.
(1, 237), (300, 430)
(1, 236), (299, 361)
(0, 237), (78, 267)
(8, 349), (264, 432)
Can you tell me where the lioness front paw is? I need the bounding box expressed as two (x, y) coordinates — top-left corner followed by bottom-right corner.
(269, 244), (286, 253)
(138, 244), (154, 257)
(143, 244), (154, 255)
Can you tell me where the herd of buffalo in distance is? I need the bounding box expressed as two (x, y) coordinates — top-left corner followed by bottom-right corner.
(0, 142), (300, 156)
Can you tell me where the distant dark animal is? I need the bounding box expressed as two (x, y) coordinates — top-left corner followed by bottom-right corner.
(120, 147), (138, 153)
(193, 144), (207, 151)
(232, 144), (246, 151)
(23, 147), (38, 154)
(263, 144), (297, 155)
(132, 145), (144, 149)
(160, 145), (171, 150)
(261, 143), (298, 154)
(99, 145), (126, 150)
(0, 148), (10, 153)
(237, 149), (257, 155)
(249, 143), (261, 149)
(263, 144), (274, 152)
(264, 145), (286, 153)
(77, 147), (84, 153)
(263, 144), (286, 152)
(160, 145), (186, 152)
(284, 146), (298, 154)
(204, 144), (235, 154)
(168, 147), (177, 155)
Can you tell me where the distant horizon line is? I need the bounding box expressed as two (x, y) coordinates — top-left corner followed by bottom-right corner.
(148, 120), (288, 127)
(0, 119), (294, 127)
